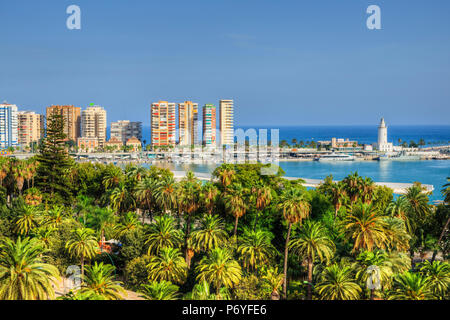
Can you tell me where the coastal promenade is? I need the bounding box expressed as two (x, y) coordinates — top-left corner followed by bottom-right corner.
(172, 171), (434, 195)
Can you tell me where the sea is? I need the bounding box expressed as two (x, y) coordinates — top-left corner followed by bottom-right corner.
(115, 125), (450, 203)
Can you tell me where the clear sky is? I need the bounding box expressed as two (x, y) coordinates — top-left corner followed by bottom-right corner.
(1, 0), (449, 126)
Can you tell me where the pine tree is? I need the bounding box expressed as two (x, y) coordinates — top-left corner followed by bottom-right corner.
(35, 112), (74, 204)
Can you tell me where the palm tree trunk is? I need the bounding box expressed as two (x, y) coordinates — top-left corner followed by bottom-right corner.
(370, 288), (375, 300)
(431, 216), (450, 263)
(307, 258), (313, 300)
(81, 253), (85, 281)
(234, 215), (239, 237)
(283, 222), (292, 299)
(253, 212), (259, 231)
(185, 213), (192, 267)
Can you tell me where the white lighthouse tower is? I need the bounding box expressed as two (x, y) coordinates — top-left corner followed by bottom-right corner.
(376, 118), (393, 152)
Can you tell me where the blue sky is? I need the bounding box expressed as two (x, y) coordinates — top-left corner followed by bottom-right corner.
(1, 0), (449, 126)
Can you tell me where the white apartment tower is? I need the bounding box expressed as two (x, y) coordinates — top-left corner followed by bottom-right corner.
(0, 103), (18, 149)
(219, 99), (234, 146)
(81, 106), (107, 146)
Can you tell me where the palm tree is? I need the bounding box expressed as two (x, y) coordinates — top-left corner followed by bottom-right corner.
(75, 194), (93, 224)
(252, 184), (273, 229)
(195, 248), (242, 295)
(154, 175), (177, 214)
(147, 247), (188, 285)
(81, 262), (125, 300)
(316, 263), (362, 300)
(224, 183), (248, 237)
(114, 212), (140, 237)
(389, 272), (433, 300)
(0, 237), (60, 300)
(102, 166), (123, 190)
(277, 187), (311, 299)
(191, 214), (228, 253)
(184, 280), (230, 300)
(404, 184), (431, 224)
(43, 205), (67, 229)
(418, 261), (450, 299)
(0, 158), (9, 187)
(237, 228), (276, 273)
(215, 165), (235, 190)
(201, 182), (219, 215)
(15, 205), (41, 236)
(342, 172), (362, 204)
(66, 227), (99, 278)
(443, 177), (450, 204)
(140, 281), (179, 300)
(329, 182), (347, 218)
(32, 226), (56, 249)
(360, 177), (376, 204)
(386, 196), (409, 221)
(289, 220), (335, 300)
(135, 176), (157, 221)
(145, 215), (183, 255)
(383, 217), (410, 252)
(110, 184), (134, 213)
(342, 203), (388, 253)
(177, 176), (202, 265)
(125, 164), (147, 183)
(355, 250), (396, 299)
(260, 267), (284, 300)
(12, 162), (27, 195)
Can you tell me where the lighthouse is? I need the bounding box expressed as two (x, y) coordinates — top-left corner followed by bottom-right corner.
(376, 118), (393, 152)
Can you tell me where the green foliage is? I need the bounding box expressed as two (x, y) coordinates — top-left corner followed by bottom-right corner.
(124, 255), (152, 291)
(35, 112), (75, 204)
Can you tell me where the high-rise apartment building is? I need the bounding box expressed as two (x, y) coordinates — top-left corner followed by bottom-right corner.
(202, 104), (216, 147)
(0, 103), (18, 149)
(219, 99), (234, 145)
(17, 111), (44, 146)
(178, 101), (198, 146)
(151, 101), (176, 146)
(111, 120), (142, 144)
(46, 105), (81, 141)
(81, 106), (107, 146)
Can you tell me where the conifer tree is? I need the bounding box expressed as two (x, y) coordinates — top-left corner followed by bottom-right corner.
(35, 111), (74, 204)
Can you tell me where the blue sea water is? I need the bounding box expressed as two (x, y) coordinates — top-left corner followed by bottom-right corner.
(152, 160), (450, 203)
(134, 125), (450, 203)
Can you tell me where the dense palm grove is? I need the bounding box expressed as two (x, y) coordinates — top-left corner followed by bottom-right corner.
(0, 114), (449, 300)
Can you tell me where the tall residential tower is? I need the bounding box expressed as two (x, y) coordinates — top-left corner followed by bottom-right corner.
(151, 101), (176, 146)
(81, 106), (107, 145)
(17, 111), (44, 146)
(202, 104), (216, 147)
(219, 99), (234, 146)
(46, 105), (81, 142)
(178, 101), (198, 146)
(0, 103), (18, 149)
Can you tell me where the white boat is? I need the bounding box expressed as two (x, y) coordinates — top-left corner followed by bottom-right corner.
(317, 153), (355, 162)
